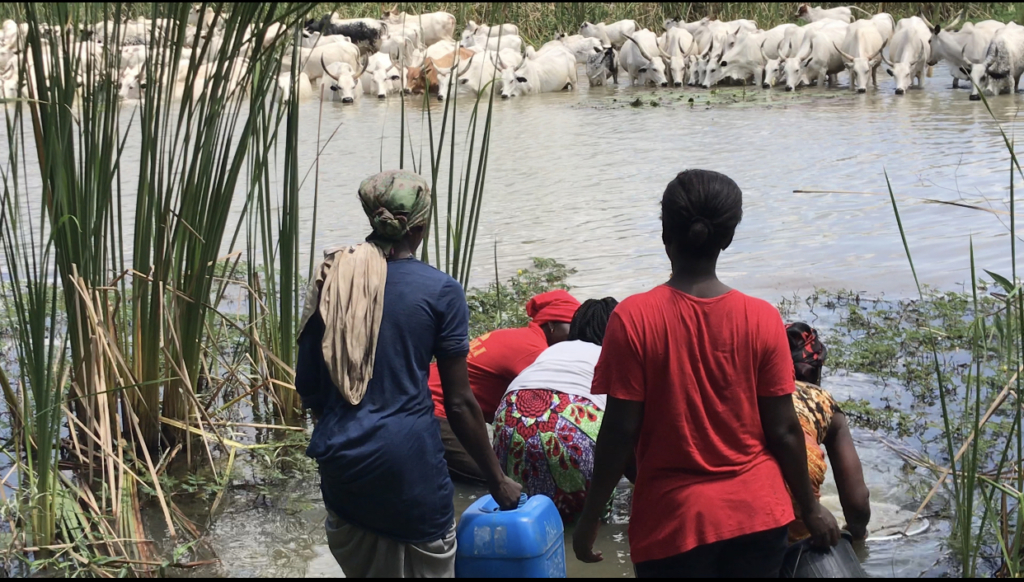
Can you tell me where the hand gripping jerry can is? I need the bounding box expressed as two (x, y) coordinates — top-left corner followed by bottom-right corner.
(455, 493), (566, 578)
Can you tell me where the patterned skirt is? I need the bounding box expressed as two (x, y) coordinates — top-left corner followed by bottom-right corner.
(492, 389), (603, 521)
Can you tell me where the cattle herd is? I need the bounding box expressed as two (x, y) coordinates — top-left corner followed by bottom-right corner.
(1, 4), (1023, 105)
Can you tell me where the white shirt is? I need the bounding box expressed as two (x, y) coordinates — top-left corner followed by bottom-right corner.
(503, 340), (606, 410)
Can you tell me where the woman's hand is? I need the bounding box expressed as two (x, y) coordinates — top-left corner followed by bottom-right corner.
(572, 514), (603, 563)
(845, 522), (868, 542)
(490, 475), (522, 510)
(804, 502), (841, 550)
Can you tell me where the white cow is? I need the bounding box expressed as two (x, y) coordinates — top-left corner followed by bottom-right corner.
(659, 26), (696, 86)
(834, 20), (887, 92)
(958, 22), (1009, 99)
(783, 21), (849, 91)
(586, 46), (618, 86)
(436, 50), (500, 99)
(796, 4), (870, 24)
(621, 31), (670, 87)
(500, 45), (577, 98)
(926, 13), (1003, 90)
(363, 52), (401, 98)
(981, 22), (1024, 96)
(303, 40), (361, 82)
(382, 11), (456, 45)
(462, 21), (518, 44)
(882, 17), (932, 94)
(870, 13), (897, 44)
(557, 34), (606, 64)
(774, 19), (848, 88)
(579, 20), (638, 50)
(490, 47), (524, 70)
(277, 71), (313, 102)
(463, 33), (522, 54)
(705, 29), (784, 88)
(321, 59), (364, 103)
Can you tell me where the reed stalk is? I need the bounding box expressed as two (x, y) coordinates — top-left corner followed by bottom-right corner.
(0, 1), (317, 571)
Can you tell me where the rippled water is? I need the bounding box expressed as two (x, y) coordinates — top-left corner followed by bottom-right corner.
(8, 63), (1017, 576)
(288, 62), (1024, 303)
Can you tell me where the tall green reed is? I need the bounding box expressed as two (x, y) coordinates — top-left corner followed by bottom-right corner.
(0, 1), (316, 567)
(887, 87), (1024, 576)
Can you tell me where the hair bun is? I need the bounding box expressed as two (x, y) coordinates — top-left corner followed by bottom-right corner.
(687, 217), (713, 247)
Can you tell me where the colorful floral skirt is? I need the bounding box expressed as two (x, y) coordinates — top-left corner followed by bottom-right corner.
(492, 389), (603, 521)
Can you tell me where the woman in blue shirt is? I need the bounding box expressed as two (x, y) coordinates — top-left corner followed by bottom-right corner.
(296, 170), (521, 577)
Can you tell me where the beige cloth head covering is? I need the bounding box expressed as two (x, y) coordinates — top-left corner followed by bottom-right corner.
(298, 170), (432, 406)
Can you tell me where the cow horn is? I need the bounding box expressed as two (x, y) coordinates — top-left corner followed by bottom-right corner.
(879, 44), (893, 67)
(777, 39), (786, 59)
(495, 50), (505, 69)
(832, 41), (854, 62)
(871, 38), (889, 62)
(514, 54), (528, 72)
(797, 38), (813, 62)
(680, 38), (689, 57)
(457, 53), (475, 76)
(354, 55), (370, 79)
(759, 38), (768, 62)
(702, 37), (715, 59)
(919, 11), (935, 31)
(946, 9), (964, 30)
(623, 33), (654, 62)
(321, 54), (340, 81)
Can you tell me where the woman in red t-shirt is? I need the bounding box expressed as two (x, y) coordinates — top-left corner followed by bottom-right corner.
(572, 170), (840, 578)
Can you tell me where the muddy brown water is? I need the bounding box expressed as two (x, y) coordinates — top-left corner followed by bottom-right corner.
(3, 63), (1015, 576)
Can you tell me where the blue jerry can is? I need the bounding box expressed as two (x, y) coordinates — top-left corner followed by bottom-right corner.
(455, 493), (566, 578)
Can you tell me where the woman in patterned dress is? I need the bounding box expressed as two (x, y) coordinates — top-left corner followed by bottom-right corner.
(785, 322), (872, 542)
(492, 298), (619, 520)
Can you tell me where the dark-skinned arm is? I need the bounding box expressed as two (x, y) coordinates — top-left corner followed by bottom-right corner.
(759, 393), (840, 550)
(573, 396), (644, 562)
(824, 411), (871, 540)
(437, 355), (521, 509)
(295, 312), (327, 421)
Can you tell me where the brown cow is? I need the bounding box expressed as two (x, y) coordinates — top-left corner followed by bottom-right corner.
(406, 47), (475, 94)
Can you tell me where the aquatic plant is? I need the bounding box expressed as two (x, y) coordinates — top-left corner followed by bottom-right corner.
(882, 87), (1024, 576)
(0, 1), (318, 573)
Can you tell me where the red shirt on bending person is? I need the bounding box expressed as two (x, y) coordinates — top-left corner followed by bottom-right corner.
(429, 290), (581, 482)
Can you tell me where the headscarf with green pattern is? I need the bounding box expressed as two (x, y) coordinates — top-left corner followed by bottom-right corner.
(359, 169), (432, 254)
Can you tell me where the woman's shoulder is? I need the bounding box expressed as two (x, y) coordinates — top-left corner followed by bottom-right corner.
(390, 259), (461, 289)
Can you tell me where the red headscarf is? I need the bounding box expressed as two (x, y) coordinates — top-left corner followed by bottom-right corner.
(526, 290), (581, 325)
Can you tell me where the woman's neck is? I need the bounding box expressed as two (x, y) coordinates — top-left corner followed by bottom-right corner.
(667, 254), (731, 298)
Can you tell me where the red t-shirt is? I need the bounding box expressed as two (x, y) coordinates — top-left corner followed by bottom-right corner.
(592, 285), (796, 563)
(429, 324), (548, 422)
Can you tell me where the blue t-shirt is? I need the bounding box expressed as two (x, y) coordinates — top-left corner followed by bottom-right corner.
(296, 257), (470, 543)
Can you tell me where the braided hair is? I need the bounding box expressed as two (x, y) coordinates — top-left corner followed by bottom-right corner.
(567, 297), (619, 346)
(661, 169), (744, 256)
(786, 322), (827, 385)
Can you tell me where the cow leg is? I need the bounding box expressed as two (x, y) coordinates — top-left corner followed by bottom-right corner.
(753, 68), (763, 89)
(817, 71), (826, 89)
(1016, 74), (1022, 93)
(953, 77), (959, 89)
(872, 65), (878, 87)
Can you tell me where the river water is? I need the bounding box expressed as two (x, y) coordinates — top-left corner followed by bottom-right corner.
(4, 62), (1018, 576)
